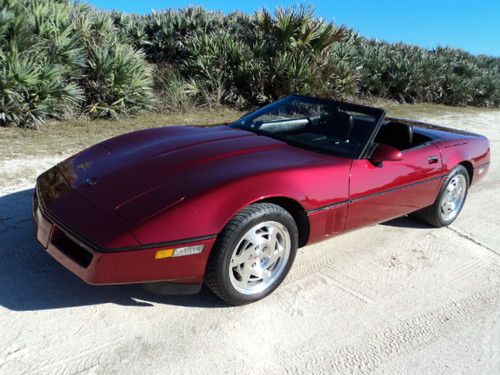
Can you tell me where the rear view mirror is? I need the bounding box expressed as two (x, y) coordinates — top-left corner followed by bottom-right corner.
(370, 143), (402, 165)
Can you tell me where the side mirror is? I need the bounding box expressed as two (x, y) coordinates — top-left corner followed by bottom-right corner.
(370, 143), (402, 165)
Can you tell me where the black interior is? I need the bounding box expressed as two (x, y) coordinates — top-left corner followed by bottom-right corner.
(256, 117), (432, 155)
(255, 112), (380, 158)
(321, 112), (354, 142)
(375, 121), (432, 151)
(232, 95), (390, 158)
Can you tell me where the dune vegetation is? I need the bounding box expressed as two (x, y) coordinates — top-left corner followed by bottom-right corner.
(1, 0), (499, 128)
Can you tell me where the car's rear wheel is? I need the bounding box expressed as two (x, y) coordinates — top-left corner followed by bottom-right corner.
(413, 165), (469, 227)
(205, 203), (298, 305)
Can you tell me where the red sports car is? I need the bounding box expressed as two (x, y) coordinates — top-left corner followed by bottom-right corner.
(33, 95), (490, 305)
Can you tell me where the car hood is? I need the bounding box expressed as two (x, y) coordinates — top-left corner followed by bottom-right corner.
(58, 125), (298, 223)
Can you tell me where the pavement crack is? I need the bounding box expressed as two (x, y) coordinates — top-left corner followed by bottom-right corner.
(447, 226), (499, 257)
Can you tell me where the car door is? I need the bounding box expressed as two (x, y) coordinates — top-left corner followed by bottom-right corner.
(344, 143), (443, 231)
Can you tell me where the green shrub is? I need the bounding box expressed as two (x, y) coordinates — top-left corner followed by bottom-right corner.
(153, 65), (194, 112)
(0, 0), (85, 127)
(1, 1), (499, 128)
(119, 6), (500, 108)
(353, 41), (500, 106)
(252, 6), (346, 101)
(0, 0), (154, 127)
(84, 42), (154, 119)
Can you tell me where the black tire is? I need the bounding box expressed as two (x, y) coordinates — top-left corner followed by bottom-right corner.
(205, 203), (298, 305)
(413, 165), (470, 227)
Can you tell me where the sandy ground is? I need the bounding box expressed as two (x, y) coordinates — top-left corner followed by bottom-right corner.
(0, 110), (499, 374)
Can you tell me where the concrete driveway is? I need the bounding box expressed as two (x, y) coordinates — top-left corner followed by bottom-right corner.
(0, 110), (498, 374)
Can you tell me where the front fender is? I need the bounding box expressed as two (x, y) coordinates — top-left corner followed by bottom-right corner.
(129, 164), (350, 246)
(129, 171), (308, 245)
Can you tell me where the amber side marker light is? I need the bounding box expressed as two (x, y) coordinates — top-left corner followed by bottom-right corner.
(155, 245), (204, 259)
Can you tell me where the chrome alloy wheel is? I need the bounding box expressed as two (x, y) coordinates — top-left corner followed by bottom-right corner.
(229, 221), (291, 295)
(440, 174), (467, 222)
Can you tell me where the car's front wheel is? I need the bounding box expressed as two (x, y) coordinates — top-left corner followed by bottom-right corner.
(205, 203), (298, 305)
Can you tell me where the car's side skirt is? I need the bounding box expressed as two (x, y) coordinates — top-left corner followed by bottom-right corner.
(306, 175), (443, 215)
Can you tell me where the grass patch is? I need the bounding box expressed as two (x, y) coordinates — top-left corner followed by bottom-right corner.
(0, 108), (242, 161)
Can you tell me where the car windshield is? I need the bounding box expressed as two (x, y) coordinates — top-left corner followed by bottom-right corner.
(230, 95), (386, 158)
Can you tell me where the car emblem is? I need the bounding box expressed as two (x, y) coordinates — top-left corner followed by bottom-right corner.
(84, 177), (98, 186)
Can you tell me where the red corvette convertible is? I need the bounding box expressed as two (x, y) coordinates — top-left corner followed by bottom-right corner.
(33, 95), (490, 305)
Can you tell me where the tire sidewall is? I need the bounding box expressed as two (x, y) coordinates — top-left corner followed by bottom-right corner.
(216, 206), (298, 304)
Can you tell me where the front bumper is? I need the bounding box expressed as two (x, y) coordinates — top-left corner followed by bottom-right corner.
(33, 188), (216, 286)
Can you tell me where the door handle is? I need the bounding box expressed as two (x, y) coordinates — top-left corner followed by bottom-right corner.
(428, 156), (439, 164)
